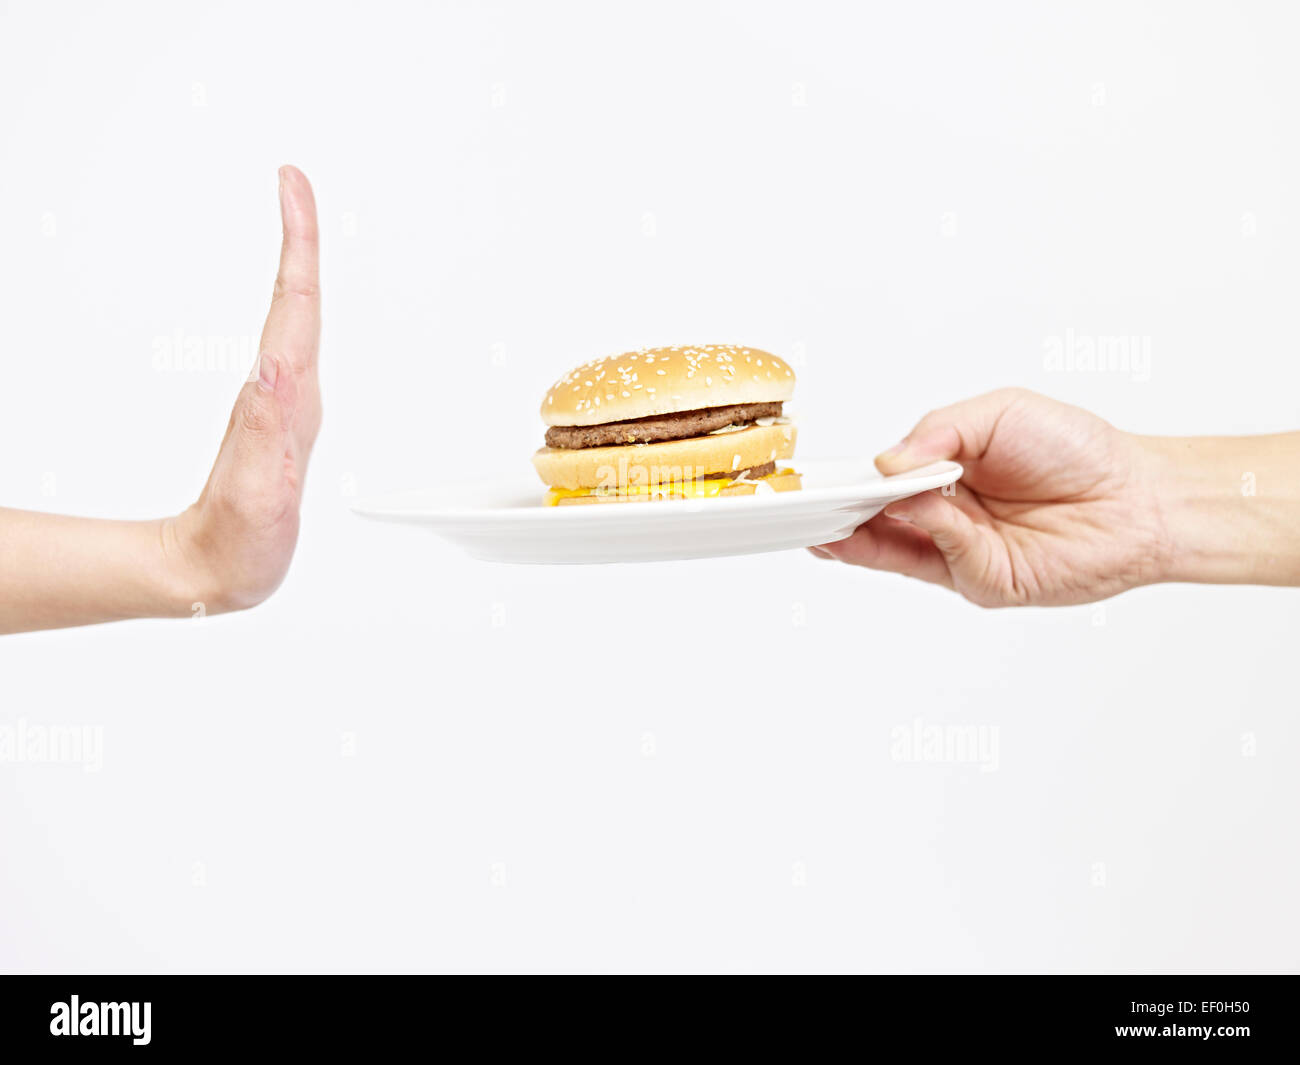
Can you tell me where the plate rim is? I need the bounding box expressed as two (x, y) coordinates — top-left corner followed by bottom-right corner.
(351, 458), (963, 525)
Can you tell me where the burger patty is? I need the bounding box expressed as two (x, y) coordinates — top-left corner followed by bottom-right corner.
(701, 461), (777, 481)
(545, 402), (784, 450)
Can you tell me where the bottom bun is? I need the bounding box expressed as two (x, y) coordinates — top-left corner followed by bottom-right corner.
(531, 423), (797, 490)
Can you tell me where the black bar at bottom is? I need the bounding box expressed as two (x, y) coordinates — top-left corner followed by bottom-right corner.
(0, 975), (1289, 1053)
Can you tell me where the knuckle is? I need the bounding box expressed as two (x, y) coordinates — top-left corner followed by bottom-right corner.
(272, 278), (320, 302)
(239, 397), (276, 435)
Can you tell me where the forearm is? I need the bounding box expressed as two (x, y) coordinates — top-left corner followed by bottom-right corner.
(1140, 433), (1300, 586)
(0, 508), (193, 634)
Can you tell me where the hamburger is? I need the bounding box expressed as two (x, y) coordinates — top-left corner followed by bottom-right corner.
(533, 344), (801, 505)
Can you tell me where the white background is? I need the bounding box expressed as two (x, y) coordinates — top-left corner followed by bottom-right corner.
(1, 0), (1297, 973)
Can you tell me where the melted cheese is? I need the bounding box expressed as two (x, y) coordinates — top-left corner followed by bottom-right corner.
(545, 467), (799, 506)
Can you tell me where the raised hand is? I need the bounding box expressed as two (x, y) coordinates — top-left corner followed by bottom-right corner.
(164, 165), (323, 612)
(0, 166), (321, 634)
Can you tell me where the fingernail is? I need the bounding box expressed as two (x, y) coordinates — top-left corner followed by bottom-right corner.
(876, 441), (908, 461)
(278, 166), (287, 195)
(258, 353), (279, 392)
(883, 506), (913, 523)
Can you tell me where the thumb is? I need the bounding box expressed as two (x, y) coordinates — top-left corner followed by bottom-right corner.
(227, 353), (296, 483)
(875, 387), (1024, 476)
(882, 491), (986, 582)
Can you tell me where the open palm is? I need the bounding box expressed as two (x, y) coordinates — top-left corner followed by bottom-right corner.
(164, 166), (322, 613)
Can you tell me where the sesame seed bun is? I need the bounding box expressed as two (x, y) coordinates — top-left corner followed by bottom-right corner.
(541, 345), (796, 427)
(532, 423), (797, 491)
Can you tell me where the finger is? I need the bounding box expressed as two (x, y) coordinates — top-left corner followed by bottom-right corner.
(880, 491), (991, 587)
(228, 353), (298, 495)
(874, 387), (1027, 476)
(816, 512), (954, 588)
(259, 165), (320, 378)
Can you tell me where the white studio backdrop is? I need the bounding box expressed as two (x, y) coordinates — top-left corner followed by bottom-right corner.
(0, 0), (1297, 973)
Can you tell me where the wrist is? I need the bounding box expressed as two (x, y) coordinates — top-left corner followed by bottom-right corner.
(1137, 433), (1300, 586)
(157, 509), (227, 618)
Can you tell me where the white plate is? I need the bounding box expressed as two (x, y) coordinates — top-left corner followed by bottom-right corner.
(352, 458), (962, 564)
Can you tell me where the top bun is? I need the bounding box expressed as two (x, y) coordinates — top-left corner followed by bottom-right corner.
(540, 344), (796, 427)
